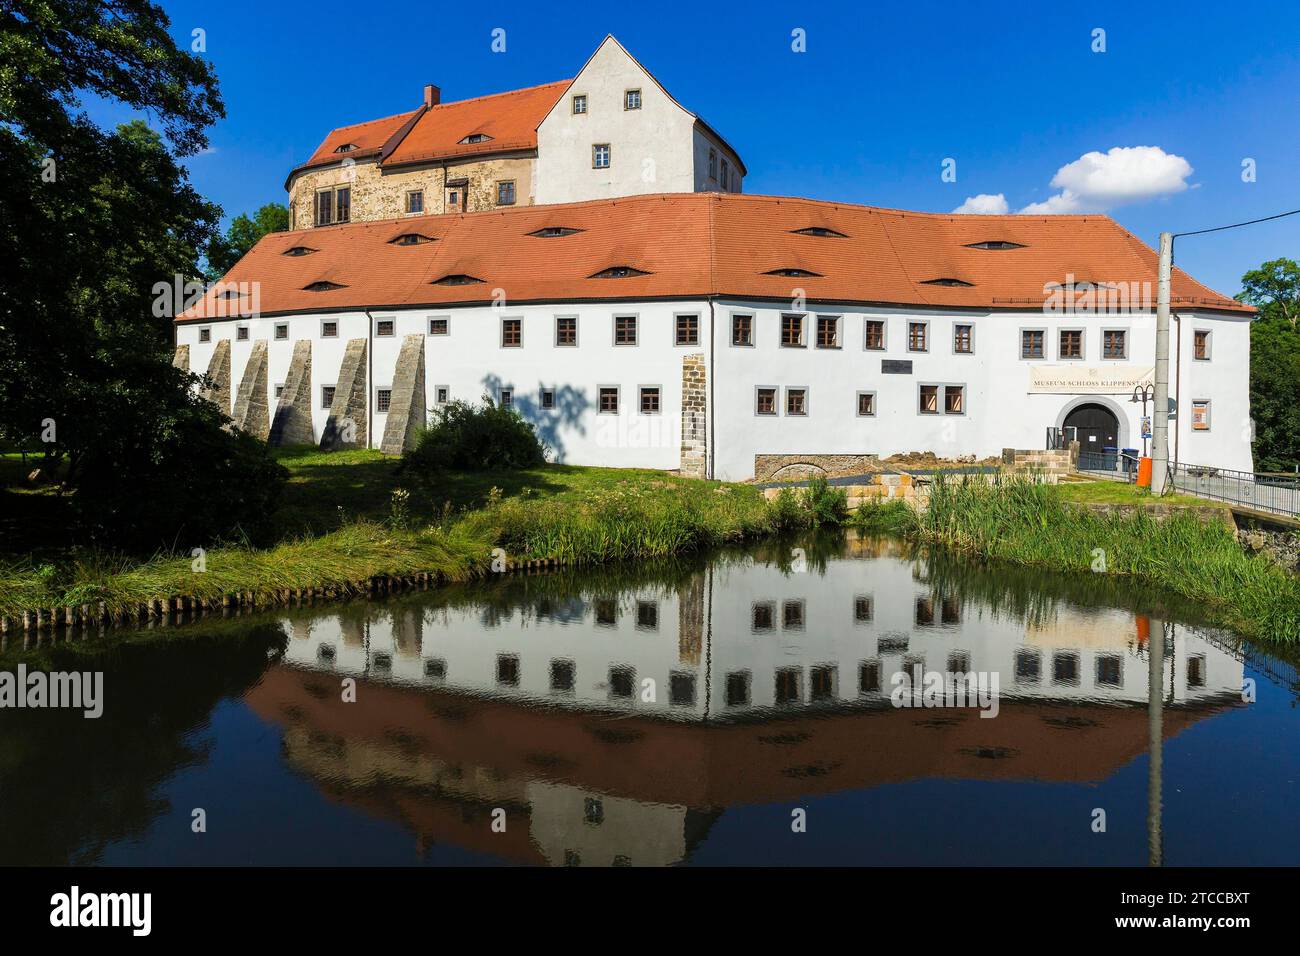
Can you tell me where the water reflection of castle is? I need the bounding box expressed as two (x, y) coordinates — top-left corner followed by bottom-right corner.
(247, 542), (1243, 865)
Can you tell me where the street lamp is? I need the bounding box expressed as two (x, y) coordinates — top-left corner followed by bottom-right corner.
(1131, 384), (1155, 458)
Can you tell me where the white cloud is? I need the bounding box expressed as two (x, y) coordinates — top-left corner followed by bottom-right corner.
(951, 193), (1009, 215)
(1019, 146), (1192, 214)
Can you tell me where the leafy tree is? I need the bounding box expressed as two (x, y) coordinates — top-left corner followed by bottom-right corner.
(0, 0), (286, 549)
(205, 202), (289, 280)
(1238, 257), (1300, 471)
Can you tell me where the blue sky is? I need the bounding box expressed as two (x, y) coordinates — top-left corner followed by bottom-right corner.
(102, 0), (1300, 296)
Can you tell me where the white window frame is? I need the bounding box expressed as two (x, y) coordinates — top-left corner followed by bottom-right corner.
(863, 318), (887, 352)
(539, 386), (556, 410)
(906, 320), (930, 354)
(814, 314), (842, 350)
(1057, 326), (1086, 361)
(730, 311), (755, 347)
(638, 385), (662, 416)
(624, 88), (642, 110)
(784, 386), (810, 417)
(673, 312), (701, 347)
(500, 315), (523, 348)
(952, 322), (975, 356)
(754, 385), (778, 417)
(572, 94), (587, 114)
(554, 314), (579, 347)
(597, 384), (620, 415)
(780, 312), (807, 348)
(592, 143), (611, 169)
(612, 313), (638, 346)
(434, 384), (450, 406)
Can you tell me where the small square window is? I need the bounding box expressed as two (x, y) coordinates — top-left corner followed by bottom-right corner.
(731, 314), (753, 346)
(274, 383), (286, 399)
(636, 600), (659, 630)
(1194, 330), (1211, 360)
(953, 324), (973, 354)
(435, 386), (449, 405)
(321, 320), (338, 338)
(572, 94), (587, 114)
(376, 319), (395, 337)
(1191, 400), (1211, 431)
(236, 326), (248, 341)
(274, 323), (289, 340)
(321, 386), (335, 409)
(198, 328), (211, 343)
(670, 672), (696, 706)
(540, 387), (555, 410)
(1059, 329), (1083, 359)
(406, 190), (424, 214)
(639, 386), (661, 415)
(675, 314), (699, 345)
(755, 387), (777, 416)
(1015, 650), (1041, 683)
(751, 601), (775, 632)
(501, 317), (522, 347)
(907, 321), (928, 352)
(594, 599), (616, 625)
(496, 654), (520, 687)
(499, 388), (513, 408)
(614, 314), (637, 345)
(781, 313), (805, 347)
(593, 144), (611, 169)
(550, 659), (575, 693)
(608, 666), (634, 699)
(785, 387), (808, 416)
(1103, 329), (1127, 359)
(496, 180), (516, 206)
(919, 385), (939, 414)
(725, 671), (751, 707)
(856, 391), (876, 417)
(864, 320), (886, 350)
(1053, 652), (1080, 686)
(815, 315), (840, 349)
(555, 316), (577, 346)
(1021, 329), (1045, 359)
(424, 658), (446, 680)
(944, 385), (965, 415)
(854, 596), (873, 622)
(598, 386), (619, 414)
(1096, 654), (1123, 688)
(428, 317), (448, 335)
(624, 89), (641, 110)
(376, 388), (391, 413)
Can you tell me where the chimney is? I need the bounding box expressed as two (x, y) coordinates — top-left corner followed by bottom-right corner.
(423, 84), (440, 108)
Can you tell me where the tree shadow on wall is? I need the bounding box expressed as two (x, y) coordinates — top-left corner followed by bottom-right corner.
(479, 374), (592, 464)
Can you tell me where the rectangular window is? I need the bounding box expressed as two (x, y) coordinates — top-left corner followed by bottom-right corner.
(785, 387), (808, 416)
(321, 386), (335, 409)
(854, 596), (874, 623)
(496, 180), (516, 206)
(624, 89), (641, 110)
(720, 158), (729, 190)
(856, 391), (876, 417)
(614, 314), (637, 345)
(236, 325), (248, 341)
(944, 385), (965, 415)
(316, 189), (332, 226)
(376, 319), (394, 337)
(953, 324), (973, 354)
(499, 388), (513, 408)
(555, 316), (577, 346)
(708, 148), (718, 180)
(675, 314), (699, 345)
(1103, 329), (1127, 359)
(731, 313), (753, 346)
(783, 600), (805, 631)
(501, 317), (522, 347)
(1021, 329), (1045, 359)
(274, 384), (285, 399)
(335, 186), (350, 223)
(1194, 330), (1211, 360)
(540, 387), (555, 410)
(593, 144), (611, 169)
(572, 94), (587, 114)
(274, 323), (288, 340)
(908, 321), (928, 352)
(598, 386), (619, 414)
(376, 389), (392, 413)
(435, 386), (449, 405)
(752, 602), (774, 632)
(428, 317), (448, 335)
(1192, 400), (1211, 431)
(755, 387), (777, 416)
(781, 313), (805, 347)
(198, 328), (211, 343)
(406, 190), (424, 214)
(639, 386), (661, 414)
(321, 320), (338, 338)
(1059, 329), (1083, 359)
(864, 320), (885, 350)
(815, 315), (840, 349)
(919, 384), (939, 414)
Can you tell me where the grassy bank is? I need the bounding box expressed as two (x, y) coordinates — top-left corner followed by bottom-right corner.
(0, 450), (777, 620)
(900, 475), (1300, 642)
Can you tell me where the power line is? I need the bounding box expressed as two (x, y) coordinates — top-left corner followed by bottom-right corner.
(1173, 206), (1300, 238)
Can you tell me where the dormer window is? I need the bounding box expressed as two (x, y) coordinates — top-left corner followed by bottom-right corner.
(282, 246), (317, 257)
(921, 277), (975, 287)
(590, 266), (650, 279)
(213, 288), (242, 299)
(303, 281), (347, 292)
(334, 143), (357, 153)
(459, 133), (493, 144)
(763, 268), (823, 278)
(389, 233), (435, 246)
(528, 226), (584, 238)
(432, 274), (484, 286)
(965, 240), (1026, 250)
(791, 227), (848, 238)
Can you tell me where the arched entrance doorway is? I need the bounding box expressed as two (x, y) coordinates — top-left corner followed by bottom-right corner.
(1064, 402), (1120, 451)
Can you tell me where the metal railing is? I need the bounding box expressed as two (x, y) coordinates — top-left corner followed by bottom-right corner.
(1045, 426), (1076, 451)
(1077, 450), (1140, 482)
(1169, 462), (1300, 517)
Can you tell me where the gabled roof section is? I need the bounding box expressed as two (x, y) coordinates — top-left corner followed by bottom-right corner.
(181, 193), (1251, 320)
(296, 109), (423, 174)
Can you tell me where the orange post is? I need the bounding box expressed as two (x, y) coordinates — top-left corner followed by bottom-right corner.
(1137, 456), (1153, 488)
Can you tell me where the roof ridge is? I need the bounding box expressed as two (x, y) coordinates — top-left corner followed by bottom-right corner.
(430, 78), (572, 110)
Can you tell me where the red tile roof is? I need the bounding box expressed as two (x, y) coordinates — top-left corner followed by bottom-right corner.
(298, 109), (423, 172)
(181, 193), (1251, 320)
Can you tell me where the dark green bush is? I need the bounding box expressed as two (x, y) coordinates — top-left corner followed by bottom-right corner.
(403, 398), (545, 474)
(802, 477), (848, 526)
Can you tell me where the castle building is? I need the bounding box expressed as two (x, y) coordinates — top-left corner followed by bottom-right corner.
(179, 38), (1254, 480)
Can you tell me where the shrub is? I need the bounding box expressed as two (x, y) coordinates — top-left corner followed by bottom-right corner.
(768, 488), (804, 530)
(802, 477), (848, 526)
(403, 398), (545, 475)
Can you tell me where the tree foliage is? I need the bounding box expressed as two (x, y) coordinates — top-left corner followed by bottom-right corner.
(205, 202), (289, 280)
(1240, 257), (1300, 471)
(0, 0), (286, 549)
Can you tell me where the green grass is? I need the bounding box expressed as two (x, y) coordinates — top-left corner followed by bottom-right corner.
(905, 474), (1300, 643)
(1054, 479), (1226, 508)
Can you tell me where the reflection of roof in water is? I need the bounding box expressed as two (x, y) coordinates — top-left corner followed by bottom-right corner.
(248, 664), (1234, 860)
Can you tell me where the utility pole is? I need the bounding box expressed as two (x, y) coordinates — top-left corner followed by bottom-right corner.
(1151, 231), (1173, 496)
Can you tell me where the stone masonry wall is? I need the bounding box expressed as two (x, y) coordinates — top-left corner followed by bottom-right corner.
(321, 338), (367, 450)
(173, 344), (189, 372)
(199, 339), (230, 416)
(380, 334), (426, 455)
(754, 454), (882, 482)
(269, 340), (313, 446)
(679, 354), (707, 478)
(232, 340), (270, 439)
